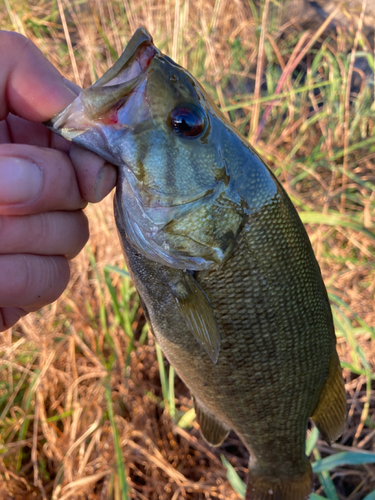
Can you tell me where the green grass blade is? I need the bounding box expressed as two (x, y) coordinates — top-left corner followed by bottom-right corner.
(45, 410), (73, 423)
(316, 470), (338, 500)
(313, 448), (339, 500)
(311, 136), (375, 161)
(222, 80), (340, 112)
(104, 377), (129, 499)
(139, 323), (149, 345)
(155, 343), (169, 410)
(168, 365), (176, 422)
(119, 277), (135, 340)
(86, 245), (108, 336)
(299, 212), (375, 241)
(221, 454), (246, 499)
(103, 265), (130, 279)
(306, 426), (319, 456)
(329, 294), (375, 339)
(16, 370), (39, 471)
(97, 27), (118, 59)
(339, 361), (375, 379)
(312, 451), (375, 473)
(104, 267), (124, 329)
(177, 407), (196, 428)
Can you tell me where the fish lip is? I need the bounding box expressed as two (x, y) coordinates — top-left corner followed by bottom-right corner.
(77, 28), (160, 121)
(92, 27), (157, 88)
(44, 27), (159, 132)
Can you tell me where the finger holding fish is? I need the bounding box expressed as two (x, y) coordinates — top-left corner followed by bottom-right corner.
(0, 31), (117, 332)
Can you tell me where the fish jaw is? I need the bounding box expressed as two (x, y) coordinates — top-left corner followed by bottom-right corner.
(45, 27), (158, 164)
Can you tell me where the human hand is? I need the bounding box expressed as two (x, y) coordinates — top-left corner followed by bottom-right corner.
(0, 31), (117, 331)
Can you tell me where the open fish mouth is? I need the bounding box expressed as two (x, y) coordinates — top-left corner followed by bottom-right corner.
(45, 28), (159, 143)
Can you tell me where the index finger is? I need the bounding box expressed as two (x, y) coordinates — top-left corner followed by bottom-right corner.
(0, 31), (117, 202)
(0, 31), (77, 122)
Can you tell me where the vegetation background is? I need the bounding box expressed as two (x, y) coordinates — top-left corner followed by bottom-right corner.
(1, 0), (375, 498)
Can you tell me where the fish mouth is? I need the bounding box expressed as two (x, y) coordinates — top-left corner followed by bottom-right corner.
(45, 28), (159, 138)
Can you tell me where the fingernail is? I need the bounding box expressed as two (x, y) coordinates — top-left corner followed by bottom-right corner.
(94, 163), (117, 202)
(0, 157), (42, 204)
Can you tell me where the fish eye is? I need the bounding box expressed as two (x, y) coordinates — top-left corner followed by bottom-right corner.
(169, 104), (206, 138)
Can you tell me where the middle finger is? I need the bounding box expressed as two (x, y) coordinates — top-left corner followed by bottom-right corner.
(0, 143), (86, 216)
(0, 210), (89, 260)
(2, 114), (117, 204)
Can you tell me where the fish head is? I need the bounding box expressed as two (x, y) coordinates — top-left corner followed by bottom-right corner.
(47, 28), (277, 270)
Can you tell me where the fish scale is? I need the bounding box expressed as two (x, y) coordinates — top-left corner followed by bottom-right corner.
(118, 188), (328, 477)
(46, 27), (346, 500)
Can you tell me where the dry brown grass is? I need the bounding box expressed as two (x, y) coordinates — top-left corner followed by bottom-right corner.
(1, 0), (375, 499)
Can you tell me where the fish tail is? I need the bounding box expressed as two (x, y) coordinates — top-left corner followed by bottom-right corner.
(245, 463), (312, 500)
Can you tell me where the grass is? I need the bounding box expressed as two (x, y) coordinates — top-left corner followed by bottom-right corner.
(1, 0), (375, 498)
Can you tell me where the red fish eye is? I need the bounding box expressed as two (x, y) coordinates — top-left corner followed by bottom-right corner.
(169, 104), (206, 137)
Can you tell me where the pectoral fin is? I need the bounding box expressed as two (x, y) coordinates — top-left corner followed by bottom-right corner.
(311, 352), (346, 444)
(194, 396), (230, 446)
(170, 273), (220, 363)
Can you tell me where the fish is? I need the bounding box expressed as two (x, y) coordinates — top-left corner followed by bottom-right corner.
(45, 28), (346, 500)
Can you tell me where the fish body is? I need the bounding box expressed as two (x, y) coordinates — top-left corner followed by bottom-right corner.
(47, 28), (346, 499)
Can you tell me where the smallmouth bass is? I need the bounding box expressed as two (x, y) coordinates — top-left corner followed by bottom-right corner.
(46, 28), (346, 500)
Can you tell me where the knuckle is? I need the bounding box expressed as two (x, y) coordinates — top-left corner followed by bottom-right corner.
(50, 151), (84, 208)
(0, 215), (6, 235)
(0, 32), (36, 67)
(0, 256), (32, 305)
(26, 255), (70, 307)
(0, 307), (25, 331)
(24, 214), (49, 249)
(75, 211), (89, 251)
(0, 309), (5, 331)
(63, 210), (89, 259)
(0, 31), (30, 50)
(0, 255), (69, 308)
